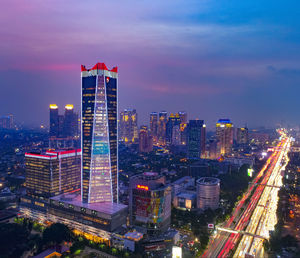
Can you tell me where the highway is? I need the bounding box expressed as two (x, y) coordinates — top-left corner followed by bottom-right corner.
(203, 131), (291, 258)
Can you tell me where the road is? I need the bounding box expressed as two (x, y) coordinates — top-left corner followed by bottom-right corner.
(203, 131), (290, 258)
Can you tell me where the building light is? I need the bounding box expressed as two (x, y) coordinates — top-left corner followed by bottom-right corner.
(65, 104), (74, 110)
(137, 184), (149, 191)
(49, 104), (58, 109)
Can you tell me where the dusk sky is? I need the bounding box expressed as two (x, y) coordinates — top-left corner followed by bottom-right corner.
(1, 0), (300, 129)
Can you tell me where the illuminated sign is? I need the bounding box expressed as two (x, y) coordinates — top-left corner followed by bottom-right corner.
(208, 224), (214, 229)
(137, 184), (149, 191)
(248, 168), (254, 177)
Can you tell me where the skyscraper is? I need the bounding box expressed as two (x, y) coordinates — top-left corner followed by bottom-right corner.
(237, 127), (249, 145)
(81, 63), (118, 203)
(63, 104), (78, 138)
(139, 125), (153, 153)
(158, 111), (167, 145)
(216, 119), (233, 155)
(150, 112), (158, 143)
(119, 109), (138, 144)
(187, 120), (206, 159)
(49, 104), (59, 137)
(166, 113), (181, 145)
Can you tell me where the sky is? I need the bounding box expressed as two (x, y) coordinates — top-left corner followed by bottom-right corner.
(1, 0), (300, 129)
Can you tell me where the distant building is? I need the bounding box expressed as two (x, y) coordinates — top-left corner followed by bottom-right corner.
(158, 111), (168, 145)
(119, 109), (138, 144)
(166, 113), (181, 145)
(187, 120), (206, 159)
(237, 127), (249, 145)
(150, 112), (158, 144)
(25, 149), (81, 199)
(196, 177), (220, 210)
(208, 140), (221, 159)
(49, 104), (79, 149)
(216, 119), (233, 155)
(129, 172), (171, 236)
(139, 126), (153, 153)
(0, 114), (14, 129)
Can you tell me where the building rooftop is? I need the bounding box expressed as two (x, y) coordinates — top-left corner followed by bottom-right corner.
(197, 177), (220, 185)
(176, 192), (196, 199)
(51, 193), (127, 215)
(172, 176), (193, 185)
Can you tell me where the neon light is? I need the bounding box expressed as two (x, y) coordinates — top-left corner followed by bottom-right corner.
(137, 184), (149, 191)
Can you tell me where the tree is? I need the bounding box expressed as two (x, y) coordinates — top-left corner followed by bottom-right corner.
(43, 223), (73, 246)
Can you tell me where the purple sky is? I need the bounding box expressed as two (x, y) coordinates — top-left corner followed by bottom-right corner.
(1, 0), (300, 128)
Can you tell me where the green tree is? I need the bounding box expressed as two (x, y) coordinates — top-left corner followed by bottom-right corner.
(43, 223), (73, 245)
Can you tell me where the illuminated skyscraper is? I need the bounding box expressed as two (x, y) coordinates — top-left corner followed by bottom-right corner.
(81, 63), (118, 203)
(216, 119), (233, 155)
(49, 104), (59, 137)
(119, 109), (138, 144)
(149, 112), (158, 143)
(63, 104), (78, 138)
(158, 111), (167, 145)
(187, 120), (206, 159)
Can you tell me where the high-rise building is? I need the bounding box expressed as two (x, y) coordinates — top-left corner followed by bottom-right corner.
(216, 119), (233, 155)
(237, 127), (249, 145)
(166, 113), (181, 145)
(129, 172), (171, 236)
(157, 111), (167, 145)
(178, 111), (187, 124)
(49, 104), (79, 149)
(63, 104), (78, 138)
(25, 149), (81, 199)
(81, 63), (118, 203)
(49, 104), (59, 137)
(119, 109), (138, 144)
(187, 120), (206, 159)
(150, 112), (158, 144)
(139, 126), (153, 153)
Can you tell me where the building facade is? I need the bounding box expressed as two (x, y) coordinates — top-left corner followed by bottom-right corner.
(25, 149), (81, 199)
(139, 126), (153, 153)
(129, 172), (171, 236)
(187, 120), (206, 159)
(150, 112), (158, 144)
(81, 63), (118, 204)
(216, 119), (233, 155)
(196, 177), (220, 210)
(237, 127), (249, 145)
(119, 109), (138, 144)
(157, 111), (167, 145)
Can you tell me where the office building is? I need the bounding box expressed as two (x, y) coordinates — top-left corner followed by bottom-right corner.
(63, 104), (78, 138)
(196, 177), (220, 210)
(49, 104), (79, 149)
(150, 112), (158, 144)
(139, 126), (153, 153)
(119, 109), (138, 144)
(129, 172), (171, 236)
(237, 127), (249, 145)
(158, 111), (167, 145)
(178, 111), (187, 124)
(25, 149), (81, 199)
(187, 120), (206, 159)
(81, 62), (119, 204)
(166, 113), (181, 145)
(216, 119), (233, 155)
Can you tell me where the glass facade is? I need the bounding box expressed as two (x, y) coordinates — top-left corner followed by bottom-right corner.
(81, 63), (118, 203)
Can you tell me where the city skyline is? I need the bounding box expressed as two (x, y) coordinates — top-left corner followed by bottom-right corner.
(1, 1), (300, 128)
